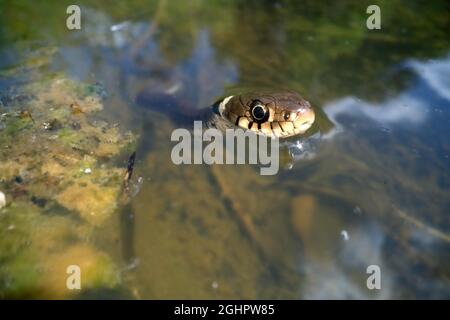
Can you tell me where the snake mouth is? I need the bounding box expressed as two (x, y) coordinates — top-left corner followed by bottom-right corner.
(292, 108), (315, 134)
(264, 107), (315, 137)
(243, 107), (315, 138)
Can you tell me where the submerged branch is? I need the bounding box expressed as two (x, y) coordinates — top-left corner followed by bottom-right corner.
(393, 207), (450, 243)
(120, 151), (137, 203)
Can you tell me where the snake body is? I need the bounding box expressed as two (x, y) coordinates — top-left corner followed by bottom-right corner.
(136, 90), (315, 138)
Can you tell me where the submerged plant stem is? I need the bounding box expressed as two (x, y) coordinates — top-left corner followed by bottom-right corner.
(393, 207), (450, 243)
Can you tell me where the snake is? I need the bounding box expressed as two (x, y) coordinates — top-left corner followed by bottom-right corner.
(136, 90), (315, 139)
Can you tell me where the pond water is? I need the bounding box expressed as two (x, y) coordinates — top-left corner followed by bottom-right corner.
(0, 0), (449, 299)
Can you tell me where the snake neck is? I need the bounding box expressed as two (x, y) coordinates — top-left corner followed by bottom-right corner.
(202, 103), (236, 132)
(202, 106), (235, 132)
(135, 90), (234, 132)
(169, 102), (235, 132)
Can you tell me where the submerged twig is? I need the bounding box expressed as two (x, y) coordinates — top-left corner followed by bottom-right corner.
(287, 181), (450, 243)
(121, 151), (137, 202)
(129, 0), (167, 59)
(209, 168), (273, 260)
(209, 166), (299, 287)
(19, 110), (35, 123)
(118, 151), (139, 287)
(210, 165), (260, 244)
(393, 207), (450, 243)
(124, 152), (137, 184)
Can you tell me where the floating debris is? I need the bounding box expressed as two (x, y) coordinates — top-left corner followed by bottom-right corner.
(71, 121), (81, 130)
(119, 152), (138, 205)
(380, 126), (391, 133)
(14, 176), (23, 184)
(42, 119), (62, 131)
(340, 230), (350, 241)
(0, 191), (5, 209)
(70, 103), (84, 115)
(18, 110), (34, 123)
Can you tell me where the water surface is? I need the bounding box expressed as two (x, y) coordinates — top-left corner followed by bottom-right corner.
(0, 0), (449, 299)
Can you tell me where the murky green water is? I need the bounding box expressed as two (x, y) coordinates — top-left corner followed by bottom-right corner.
(0, 0), (449, 299)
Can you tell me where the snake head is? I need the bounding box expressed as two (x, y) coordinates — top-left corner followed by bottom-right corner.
(218, 91), (315, 138)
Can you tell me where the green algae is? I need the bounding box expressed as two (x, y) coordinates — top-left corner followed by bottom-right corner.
(0, 50), (136, 298)
(1, 115), (33, 136)
(0, 202), (121, 298)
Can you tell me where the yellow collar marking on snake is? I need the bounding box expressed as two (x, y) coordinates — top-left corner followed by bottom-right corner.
(218, 95), (234, 116)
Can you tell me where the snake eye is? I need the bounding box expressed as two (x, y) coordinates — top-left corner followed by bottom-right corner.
(283, 112), (290, 120)
(251, 103), (267, 121)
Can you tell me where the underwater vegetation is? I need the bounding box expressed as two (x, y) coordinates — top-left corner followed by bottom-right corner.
(0, 48), (136, 298)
